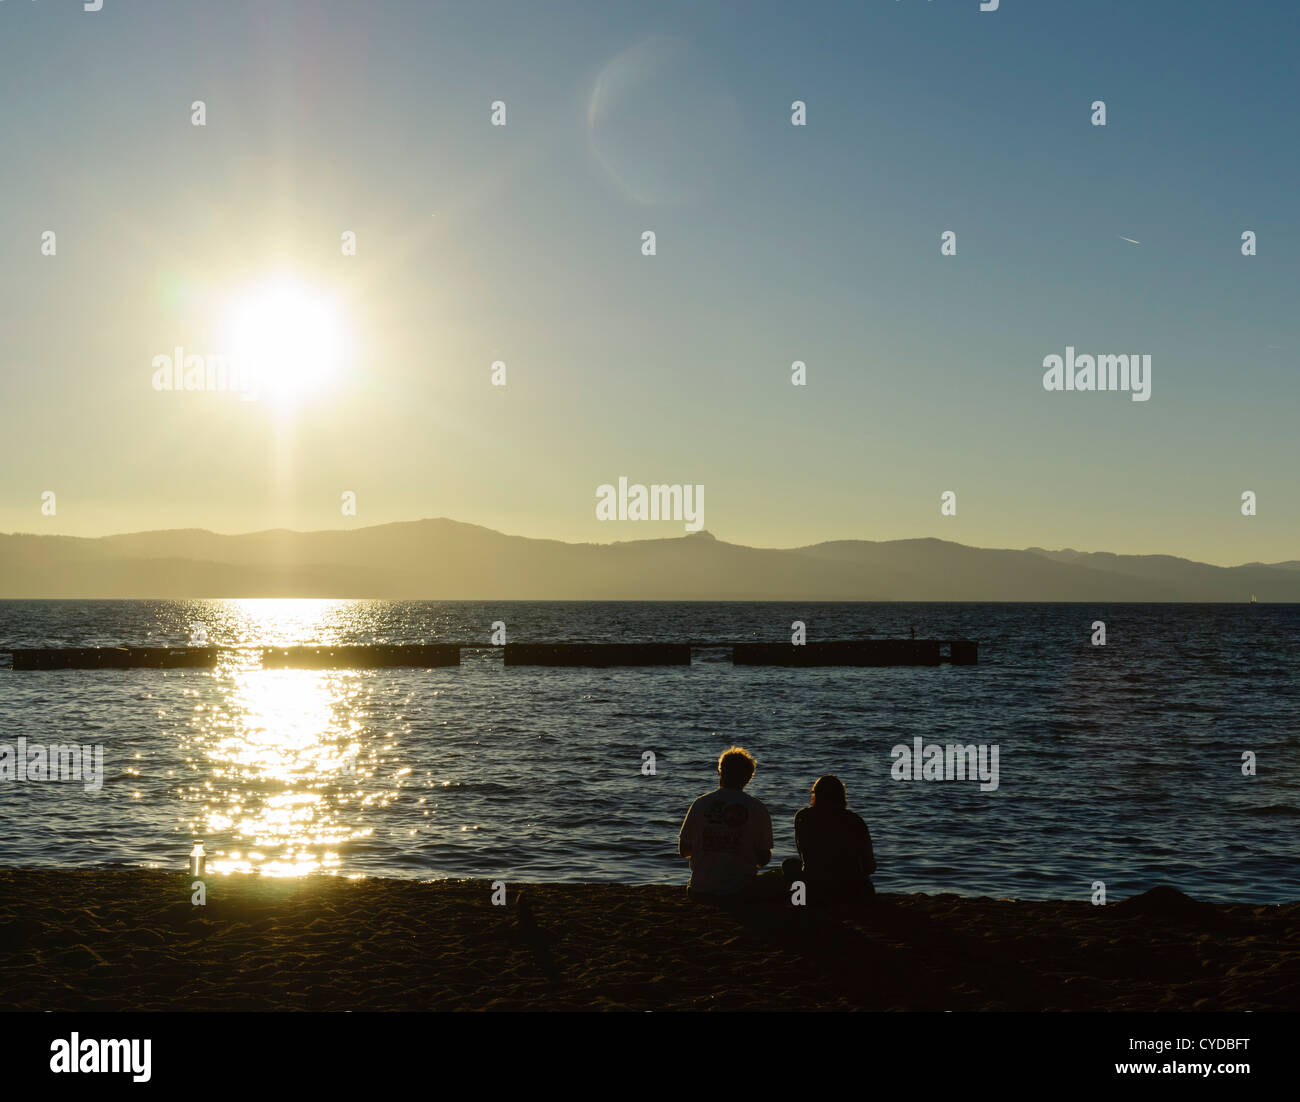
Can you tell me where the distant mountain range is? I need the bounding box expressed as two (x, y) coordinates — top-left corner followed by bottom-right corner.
(0, 520), (1295, 600)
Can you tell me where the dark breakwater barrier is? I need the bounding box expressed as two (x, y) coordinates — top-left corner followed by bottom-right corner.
(504, 643), (692, 667)
(4, 640), (977, 670)
(733, 639), (978, 666)
(8, 647), (219, 670)
(261, 645), (461, 669)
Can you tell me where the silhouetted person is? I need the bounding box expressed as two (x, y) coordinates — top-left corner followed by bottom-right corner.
(793, 774), (876, 903)
(678, 746), (774, 899)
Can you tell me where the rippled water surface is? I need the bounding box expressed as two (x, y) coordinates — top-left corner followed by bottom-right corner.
(0, 600), (1296, 901)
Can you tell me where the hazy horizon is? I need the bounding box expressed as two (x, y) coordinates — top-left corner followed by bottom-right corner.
(3, 514), (1299, 571)
(5, 519), (1298, 601)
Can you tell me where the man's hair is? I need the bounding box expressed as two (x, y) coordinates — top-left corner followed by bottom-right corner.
(717, 746), (756, 788)
(811, 774), (847, 809)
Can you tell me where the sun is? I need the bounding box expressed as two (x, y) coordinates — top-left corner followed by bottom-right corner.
(226, 278), (346, 402)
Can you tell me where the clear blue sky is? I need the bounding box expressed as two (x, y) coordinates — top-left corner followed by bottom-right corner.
(1, 0), (1296, 564)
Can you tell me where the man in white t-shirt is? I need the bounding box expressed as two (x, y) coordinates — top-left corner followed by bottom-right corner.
(678, 745), (774, 898)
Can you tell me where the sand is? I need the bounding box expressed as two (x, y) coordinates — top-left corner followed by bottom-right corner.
(0, 870), (1295, 1011)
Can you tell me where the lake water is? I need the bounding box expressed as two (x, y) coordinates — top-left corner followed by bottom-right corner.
(0, 600), (1296, 902)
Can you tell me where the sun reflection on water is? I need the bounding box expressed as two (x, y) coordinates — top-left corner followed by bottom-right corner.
(195, 670), (370, 875)
(230, 597), (351, 646)
(181, 600), (390, 877)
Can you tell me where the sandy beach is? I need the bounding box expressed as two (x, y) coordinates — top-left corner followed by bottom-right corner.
(0, 870), (1295, 1011)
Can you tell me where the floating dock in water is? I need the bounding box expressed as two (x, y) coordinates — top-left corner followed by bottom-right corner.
(733, 639), (977, 666)
(7, 646), (219, 670)
(261, 644), (461, 669)
(503, 643), (692, 667)
(4, 639), (976, 670)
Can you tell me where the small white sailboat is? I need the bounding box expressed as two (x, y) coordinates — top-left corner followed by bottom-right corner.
(1250, 593), (1257, 604)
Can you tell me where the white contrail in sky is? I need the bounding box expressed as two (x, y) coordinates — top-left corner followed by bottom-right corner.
(1119, 236), (1141, 245)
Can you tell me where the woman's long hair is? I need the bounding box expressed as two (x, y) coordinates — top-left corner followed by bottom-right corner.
(811, 773), (847, 809)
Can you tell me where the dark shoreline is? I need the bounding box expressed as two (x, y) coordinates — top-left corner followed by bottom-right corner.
(1, 870), (1296, 1011)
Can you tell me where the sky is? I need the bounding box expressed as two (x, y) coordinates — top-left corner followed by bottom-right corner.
(1, 0), (1297, 565)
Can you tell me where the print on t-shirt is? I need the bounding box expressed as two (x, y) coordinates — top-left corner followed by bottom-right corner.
(701, 797), (750, 853)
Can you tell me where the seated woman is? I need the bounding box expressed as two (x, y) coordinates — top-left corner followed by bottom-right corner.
(792, 774), (876, 904)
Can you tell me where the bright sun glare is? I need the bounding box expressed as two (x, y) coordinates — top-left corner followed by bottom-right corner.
(227, 279), (345, 401)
